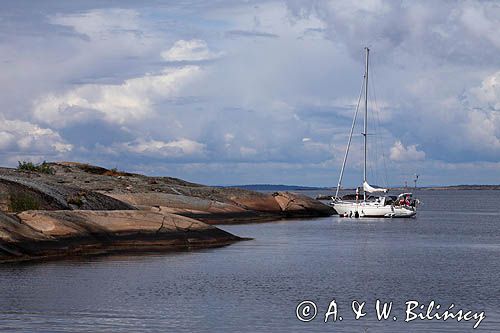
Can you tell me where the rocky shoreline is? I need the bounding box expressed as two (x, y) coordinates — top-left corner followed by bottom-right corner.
(0, 162), (334, 263)
(0, 210), (243, 263)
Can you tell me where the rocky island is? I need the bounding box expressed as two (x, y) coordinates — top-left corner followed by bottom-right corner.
(0, 162), (334, 263)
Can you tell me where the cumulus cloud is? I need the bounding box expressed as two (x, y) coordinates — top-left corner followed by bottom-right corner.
(464, 109), (500, 151)
(390, 141), (425, 162)
(123, 138), (206, 158)
(442, 70), (500, 157)
(0, 117), (72, 155)
(33, 66), (202, 127)
(161, 40), (223, 62)
(468, 71), (500, 111)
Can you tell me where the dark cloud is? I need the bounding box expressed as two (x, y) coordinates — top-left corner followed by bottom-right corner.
(59, 120), (134, 148)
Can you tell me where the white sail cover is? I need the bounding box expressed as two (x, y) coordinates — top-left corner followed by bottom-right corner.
(363, 181), (388, 193)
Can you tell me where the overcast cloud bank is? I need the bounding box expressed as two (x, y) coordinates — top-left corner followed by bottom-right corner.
(0, 0), (498, 186)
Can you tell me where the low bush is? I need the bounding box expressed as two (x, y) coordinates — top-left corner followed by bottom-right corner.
(17, 161), (55, 175)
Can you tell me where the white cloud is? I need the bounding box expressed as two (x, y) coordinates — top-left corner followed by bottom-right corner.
(390, 141), (425, 162)
(450, 71), (500, 154)
(33, 65), (202, 127)
(465, 109), (500, 150)
(124, 138), (206, 158)
(0, 117), (72, 154)
(161, 40), (223, 62)
(50, 8), (141, 41)
(469, 71), (500, 111)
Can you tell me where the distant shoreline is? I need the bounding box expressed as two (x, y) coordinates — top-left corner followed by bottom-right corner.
(228, 184), (500, 191)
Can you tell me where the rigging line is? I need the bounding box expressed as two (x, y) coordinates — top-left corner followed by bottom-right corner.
(369, 61), (390, 189)
(368, 85), (378, 185)
(334, 76), (365, 198)
(371, 86), (384, 188)
(366, 67), (378, 186)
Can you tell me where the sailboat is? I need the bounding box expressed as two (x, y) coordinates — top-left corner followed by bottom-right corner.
(331, 47), (418, 218)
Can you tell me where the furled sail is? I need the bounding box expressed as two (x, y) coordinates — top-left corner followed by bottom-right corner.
(363, 181), (388, 193)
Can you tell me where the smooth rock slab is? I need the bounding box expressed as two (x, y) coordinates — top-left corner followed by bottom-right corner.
(106, 192), (277, 224)
(272, 192), (335, 217)
(0, 210), (242, 263)
(105, 191), (334, 223)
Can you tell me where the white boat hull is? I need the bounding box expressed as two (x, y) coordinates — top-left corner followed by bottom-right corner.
(332, 201), (416, 218)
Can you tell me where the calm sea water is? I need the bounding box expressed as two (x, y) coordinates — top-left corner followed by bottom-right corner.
(0, 190), (499, 332)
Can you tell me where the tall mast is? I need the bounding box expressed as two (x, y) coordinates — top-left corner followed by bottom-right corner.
(363, 47), (369, 201)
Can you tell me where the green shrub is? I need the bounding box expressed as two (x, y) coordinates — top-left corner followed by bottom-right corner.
(17, 161), (55, 174)
(9, 192), (40, 212)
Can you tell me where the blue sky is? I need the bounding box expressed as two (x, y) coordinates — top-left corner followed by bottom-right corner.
(0, 0), (499, 186)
